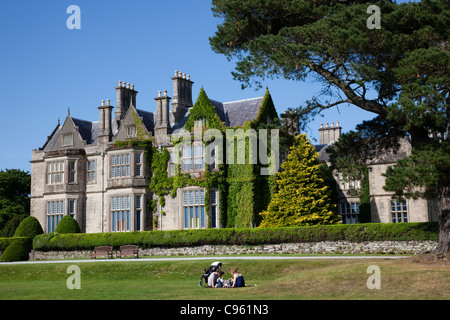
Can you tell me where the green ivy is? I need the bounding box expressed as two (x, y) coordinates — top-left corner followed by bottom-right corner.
(184, 88), (225, 131)
(114, 88), (279, 230)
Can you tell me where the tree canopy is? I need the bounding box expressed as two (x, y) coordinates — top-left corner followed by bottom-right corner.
(0, 169), (31, 234)
(210, 0), (448, 142)
(210, 0), (450, 251)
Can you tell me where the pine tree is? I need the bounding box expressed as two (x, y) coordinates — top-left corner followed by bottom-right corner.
(260, 134), (339, 227)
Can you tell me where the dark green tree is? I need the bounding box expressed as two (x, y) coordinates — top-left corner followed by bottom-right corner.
(0, 169), (31, 233)
(210, 0), (450, 251)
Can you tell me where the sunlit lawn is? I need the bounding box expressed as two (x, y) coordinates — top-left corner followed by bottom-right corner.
(0, 257), (448, 300)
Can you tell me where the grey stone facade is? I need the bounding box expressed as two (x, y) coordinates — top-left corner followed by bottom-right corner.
(30, 70), (438, 234)
(316, 123), (439, 225)
(30, 71), (269, 233)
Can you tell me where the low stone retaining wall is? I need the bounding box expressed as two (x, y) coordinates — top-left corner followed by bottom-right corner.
(32, 240), (437, 260)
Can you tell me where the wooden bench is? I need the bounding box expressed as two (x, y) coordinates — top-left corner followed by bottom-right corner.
(118, 245), (139, 259)
(90, 246), (113, 259)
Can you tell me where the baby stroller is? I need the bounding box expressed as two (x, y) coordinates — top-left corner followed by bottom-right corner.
(199, 261), (222, 287)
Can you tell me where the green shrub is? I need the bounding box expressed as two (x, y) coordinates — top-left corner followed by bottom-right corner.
(32, 222), (438, 252)
(14, 216), (43, 238)
(55, 216), (81, 234)
(0, 237), (33, 262)
(0, 237), (17, 251)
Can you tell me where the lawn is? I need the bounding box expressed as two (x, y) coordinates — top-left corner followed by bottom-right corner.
(0, 256), (448, 300)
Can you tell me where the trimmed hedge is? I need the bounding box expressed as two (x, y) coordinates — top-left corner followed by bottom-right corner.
(33, 222), (438, 252)
(14, 216), (44, 238)
(55, 215), (81, 234)
(0, 237), (18, 251)
(0, 237), (33, 262)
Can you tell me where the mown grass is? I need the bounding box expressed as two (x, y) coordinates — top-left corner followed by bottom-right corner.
(0, 257), (448, 300)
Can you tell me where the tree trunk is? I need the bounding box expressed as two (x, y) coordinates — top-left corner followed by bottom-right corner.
(434, 194), (450, 253)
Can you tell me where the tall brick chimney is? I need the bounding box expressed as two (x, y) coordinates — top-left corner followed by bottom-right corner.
(171, 70), (193, 124)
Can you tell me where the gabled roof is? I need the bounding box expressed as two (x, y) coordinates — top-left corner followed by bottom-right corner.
(172, 97), (264, 133)
(171, 96), (264, 133)
(136, 108), (154, 134)
(209, 99), (228, 124)
(315, 144), (330, 162)
(42, 124), (61, 151)
(72, 117), (95, 144)
(222, 97), (264, 127)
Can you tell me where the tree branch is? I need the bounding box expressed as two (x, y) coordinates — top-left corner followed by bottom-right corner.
(307, 62), (388, 117)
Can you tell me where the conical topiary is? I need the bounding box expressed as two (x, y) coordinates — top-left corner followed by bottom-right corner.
(55, 215), (81, 233)
(14, 216), (44, 238)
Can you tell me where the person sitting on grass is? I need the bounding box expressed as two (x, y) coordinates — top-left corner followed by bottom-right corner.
(208, 269), (221, 288)
(215, 271), (225, 288)
(230, 267), (245, 288)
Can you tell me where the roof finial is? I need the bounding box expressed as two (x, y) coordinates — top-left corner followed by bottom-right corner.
(67, 107), (70, 116)
(58, 117), (60, 126)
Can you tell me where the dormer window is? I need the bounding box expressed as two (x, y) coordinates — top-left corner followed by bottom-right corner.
(63, 133), (74, 146)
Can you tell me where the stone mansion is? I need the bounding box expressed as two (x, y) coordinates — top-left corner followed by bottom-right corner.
(30, 70), (438, 233)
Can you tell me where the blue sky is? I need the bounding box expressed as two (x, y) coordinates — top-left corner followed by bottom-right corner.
(0, 0), (413, 172)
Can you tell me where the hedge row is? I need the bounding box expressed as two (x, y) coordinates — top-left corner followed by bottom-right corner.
(0, 237), (33, 262)
(0, 237), (19, 251)
(33, 222), (438, 252)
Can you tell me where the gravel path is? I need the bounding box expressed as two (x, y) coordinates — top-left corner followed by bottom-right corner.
(0, 255), (409, 265)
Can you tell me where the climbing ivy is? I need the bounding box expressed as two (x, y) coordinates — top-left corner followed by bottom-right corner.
(184, 88), (225, 132)
(225, 89), (280, 227)
(114, 88), (281, 229)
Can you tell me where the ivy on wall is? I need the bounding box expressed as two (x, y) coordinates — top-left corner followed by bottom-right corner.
(184, 88), (225, 132)
(224, 89), (280, 227)
(114, 88), (281, 229)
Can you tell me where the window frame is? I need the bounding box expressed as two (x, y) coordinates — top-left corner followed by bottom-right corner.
(110, 153), (131, 179)
(47, 160), (65, 185)
(182, 188), (206, 229)
(87, 159), (96, 183)
(391, 200), (408, 223)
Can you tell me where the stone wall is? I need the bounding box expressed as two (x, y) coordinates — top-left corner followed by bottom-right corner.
(31, 240), (437, 260)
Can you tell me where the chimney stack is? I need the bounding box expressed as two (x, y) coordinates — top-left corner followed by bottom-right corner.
(98, 99), (114, 144)
(319, 121), (341, 145)
(171, 70), (193, 124)
(154, 89), (171, 141)
(115, 81), (138, 131)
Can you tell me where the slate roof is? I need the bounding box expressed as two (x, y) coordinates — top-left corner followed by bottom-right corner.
(41, 95), (263, 149)
(42, 124), (61, 151)
(209, 99), (228, 124)
(72, 117), (95, 144)
(223, 97), (263, 127)
(315, 144), (330, 162)
(171, 96), (263, 133)
(136, 108), (154, 134)
(171, 109), (191, 134)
